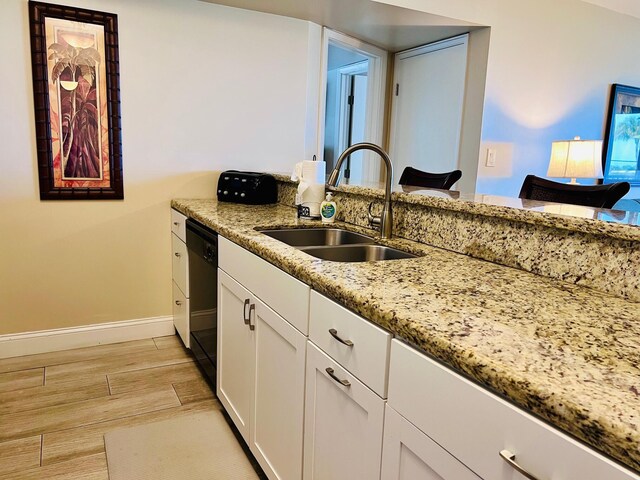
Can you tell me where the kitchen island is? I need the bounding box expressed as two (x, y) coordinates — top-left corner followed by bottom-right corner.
(172, 197), (640, 476)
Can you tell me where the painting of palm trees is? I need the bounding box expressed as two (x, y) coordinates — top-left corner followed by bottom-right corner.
(29, 1), (123, 200)
(49, 33), (102, 180)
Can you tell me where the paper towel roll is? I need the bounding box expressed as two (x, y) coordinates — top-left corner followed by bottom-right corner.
(292, 160), (326, 218)
(292, 160), (326, 185)
(301, 184), (325, 217)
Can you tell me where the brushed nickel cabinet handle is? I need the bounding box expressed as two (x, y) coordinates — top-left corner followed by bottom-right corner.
(248, 304), (256, 331)
(499, 450), (540, 480)
(329, 328), (354, 347)
(175, 300), (182, 306)
(243, 299), (250, 325)
(325, 367), (350, 387)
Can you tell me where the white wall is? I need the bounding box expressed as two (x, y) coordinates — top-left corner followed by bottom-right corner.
(0, 0), (312, 335)
(376, 0), (640, 198)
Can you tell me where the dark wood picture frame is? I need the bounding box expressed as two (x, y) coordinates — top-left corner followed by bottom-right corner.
(602, 83), (640, 186)
(29, 1), (123, 200)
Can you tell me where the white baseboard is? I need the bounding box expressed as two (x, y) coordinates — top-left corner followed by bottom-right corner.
(0, 316), (175, 359)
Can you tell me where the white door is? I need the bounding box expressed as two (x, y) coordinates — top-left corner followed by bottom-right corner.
(303, 342), (385, 480)
(216, 269), (254, 443)
(252, 299), (307, 480)
(381, 405), (480, 480)
(389, 35), (468, 183)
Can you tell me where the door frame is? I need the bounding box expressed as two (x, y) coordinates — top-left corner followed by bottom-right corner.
(318, 28), (387, 182)
(336, 60), (369, 178)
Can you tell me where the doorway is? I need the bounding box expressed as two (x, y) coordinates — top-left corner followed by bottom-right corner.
(319, 29), (387, 183)
(389, 35), (469, 189)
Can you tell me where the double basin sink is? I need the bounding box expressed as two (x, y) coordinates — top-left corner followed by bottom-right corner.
(260, 228), (417, 262)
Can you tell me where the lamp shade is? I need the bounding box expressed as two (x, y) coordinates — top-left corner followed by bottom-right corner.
(547, 136), (603, 180)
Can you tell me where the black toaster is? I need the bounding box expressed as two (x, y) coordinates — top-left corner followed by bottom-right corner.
(217, 171), (278, 205)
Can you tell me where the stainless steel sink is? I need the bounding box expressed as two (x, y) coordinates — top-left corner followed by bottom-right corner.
(299, 244), (417, 262)
(260, 228), (375, 247)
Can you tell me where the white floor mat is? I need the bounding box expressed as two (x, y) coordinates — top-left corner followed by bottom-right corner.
(104, 410), (259, 479)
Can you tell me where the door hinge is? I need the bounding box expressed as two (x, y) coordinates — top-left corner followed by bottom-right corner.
(395, 83), (399, 96)
(348, 95), (354, 106)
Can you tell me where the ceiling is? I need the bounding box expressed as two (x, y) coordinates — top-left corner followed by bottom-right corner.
(580, 0), (640, 19)
(197, 0), (483, 52)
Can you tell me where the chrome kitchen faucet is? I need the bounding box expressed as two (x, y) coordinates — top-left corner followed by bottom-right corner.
(327, 142), (394, 239)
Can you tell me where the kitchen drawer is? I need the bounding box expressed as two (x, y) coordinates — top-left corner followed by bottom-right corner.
(172, 282), (189, 348)
(388, 340), (640, 480)
(309, 290), (391, 398)
(171, 209), (187, 242)
(219, 236), (310, 334)
(171, 233), (189, 297)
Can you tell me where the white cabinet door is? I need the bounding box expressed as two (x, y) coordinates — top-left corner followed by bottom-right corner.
(217, 269), (254, 443)
(252, 299), (307, 480)
(303, 342), (385, 480)
(381, 405), (480, 480)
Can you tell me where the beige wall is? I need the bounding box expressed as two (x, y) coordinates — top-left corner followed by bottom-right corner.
(0, 0), (312, 335)
(377, 0), (640, 198)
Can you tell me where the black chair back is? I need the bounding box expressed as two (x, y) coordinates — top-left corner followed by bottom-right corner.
(518, 175), (630, 209)
(398, 167), (462, 190)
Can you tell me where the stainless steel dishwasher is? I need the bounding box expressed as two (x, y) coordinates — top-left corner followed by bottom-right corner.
(186, 219), (217, 386)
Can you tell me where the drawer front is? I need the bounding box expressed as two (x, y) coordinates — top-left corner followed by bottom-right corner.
(171, 209), (187, 242)
(172, 282), (189, 348)
(171, 234), (189, 297)
(309, 290), (391, 398)
(388, 340), (640, 480)
(219, 236), (310, 334)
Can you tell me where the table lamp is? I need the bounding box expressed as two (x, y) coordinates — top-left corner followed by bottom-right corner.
(547, 136), (603, 184)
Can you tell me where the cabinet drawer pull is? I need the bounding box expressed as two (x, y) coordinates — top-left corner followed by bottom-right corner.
(248, 304), (256, 331)
(325, 367), (351, 387)
(243, 299), (250, 324)
(173, 221), (180, 226)
(499, 450), (540, 480)
(328, 328), (354, 347)
(174, 252), (181, 257)
(175, 300), (182, 306)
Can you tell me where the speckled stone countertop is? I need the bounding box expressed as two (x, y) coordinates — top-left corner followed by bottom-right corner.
(271, 173), (640, 241)
(172, 198), (640, 474)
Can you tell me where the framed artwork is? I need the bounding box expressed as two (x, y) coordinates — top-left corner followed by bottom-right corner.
(29, 1), (123, 200)
(602, 83), (640, 186)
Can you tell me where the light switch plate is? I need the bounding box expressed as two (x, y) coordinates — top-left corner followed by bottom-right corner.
(485, 148), (497, 167)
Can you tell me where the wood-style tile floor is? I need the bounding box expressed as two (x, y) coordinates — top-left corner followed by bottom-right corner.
(0, 335), (221, 479)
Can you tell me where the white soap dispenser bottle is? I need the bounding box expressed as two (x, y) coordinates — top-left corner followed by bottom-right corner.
(321, 192), (337, 223)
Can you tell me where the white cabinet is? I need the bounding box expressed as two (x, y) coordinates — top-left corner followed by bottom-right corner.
(309, 290), (391, 398)
(381, 404), (480, 480)
(217, 260), (307, 480)
(387, 339), (640, 480)
(171, 209), (189, 348)
(219, 236), (310, 334)
(253, 292), (307, 480)
(303, 342), (385, 480)
(217, 269), (254, 439)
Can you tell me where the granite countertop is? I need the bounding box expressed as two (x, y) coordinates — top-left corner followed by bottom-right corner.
(271, 173), (640, 241)
(172, 198), (640, 474)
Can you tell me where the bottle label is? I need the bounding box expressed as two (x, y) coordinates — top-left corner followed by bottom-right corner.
(321, 203), (335, 218)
